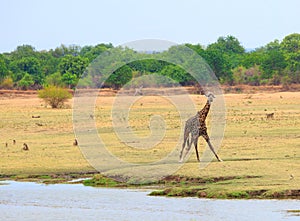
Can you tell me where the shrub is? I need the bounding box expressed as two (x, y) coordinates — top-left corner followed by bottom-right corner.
(0, 77), (14, 89)
(232, 66), (246, 84)
(282, 75), (292, 90)
(38, 86), (72, 108)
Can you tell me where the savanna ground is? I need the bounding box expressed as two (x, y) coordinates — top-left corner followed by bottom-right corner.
(0, 87), (300, 199)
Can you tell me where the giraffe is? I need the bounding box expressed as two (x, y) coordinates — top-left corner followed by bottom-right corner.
(179, 92), (222, 162)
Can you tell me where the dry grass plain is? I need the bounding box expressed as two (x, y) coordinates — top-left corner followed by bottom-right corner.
(0, 89), (299, 197)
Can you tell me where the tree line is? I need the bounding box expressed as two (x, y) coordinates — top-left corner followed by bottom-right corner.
(0, 33), (300, 90)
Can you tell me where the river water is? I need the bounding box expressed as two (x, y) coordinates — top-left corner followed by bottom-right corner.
(0, 180), (299, 221)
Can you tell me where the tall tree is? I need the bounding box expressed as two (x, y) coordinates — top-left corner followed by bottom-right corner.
(58, 55), (89, 88)
(260, 41), (287, 78)
(208, 35), (245, 54)
(11, 45), (37, 59)
(281, 33), (300, 71)
(205, 47), (232, 83)
(9, 56), (43, 84)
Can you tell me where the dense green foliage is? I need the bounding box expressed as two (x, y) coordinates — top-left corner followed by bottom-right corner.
(1, 33), (300, 89)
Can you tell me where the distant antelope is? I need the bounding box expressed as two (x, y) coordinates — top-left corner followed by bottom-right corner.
(266, 113), (274, 119)
(23, 143), (29, 151)
(134, 85), (143, 96)
(5, 142), (8, 147)
(13, 139), (16, 145)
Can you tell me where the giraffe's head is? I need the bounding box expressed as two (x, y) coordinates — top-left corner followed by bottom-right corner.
(205, 92), (215, 104)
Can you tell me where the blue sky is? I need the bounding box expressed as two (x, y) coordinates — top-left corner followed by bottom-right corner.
(1, 0), (299, 52)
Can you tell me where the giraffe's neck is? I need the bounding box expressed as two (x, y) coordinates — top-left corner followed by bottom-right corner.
(199, 100), (211, 121)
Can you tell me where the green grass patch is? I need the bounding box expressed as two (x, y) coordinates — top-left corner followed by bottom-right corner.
(227, 191), (250, 199)
(83, 174), (124, 187)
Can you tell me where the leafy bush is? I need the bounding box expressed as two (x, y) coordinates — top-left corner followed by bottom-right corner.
(38, 86), (72, 108)
(0, 77), (14, 89)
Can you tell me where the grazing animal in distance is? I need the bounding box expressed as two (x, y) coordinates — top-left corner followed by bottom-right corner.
(23, 143), (29, 151)
(179, 92), (222, 162)
(5, 142), (8, 147)
(13, 139), (16, 145)
(266, 113), (274, 119)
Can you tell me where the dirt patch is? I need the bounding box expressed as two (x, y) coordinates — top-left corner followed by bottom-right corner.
(222, 84), (300, 93)
(270, 189), (300, 199)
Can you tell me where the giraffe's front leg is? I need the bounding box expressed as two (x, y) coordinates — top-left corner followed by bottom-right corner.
(194, 138), (200, 162)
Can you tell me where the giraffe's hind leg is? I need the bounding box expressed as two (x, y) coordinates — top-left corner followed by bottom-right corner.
(179, 133), (189, 162)
(181, 135), (194, 162)
(202, 133), (222, 162)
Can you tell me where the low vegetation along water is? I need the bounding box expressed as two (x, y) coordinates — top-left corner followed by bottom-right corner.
(0, 180), (299, 221)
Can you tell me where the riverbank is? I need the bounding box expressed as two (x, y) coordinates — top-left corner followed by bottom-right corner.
(1, 172), (300, 200)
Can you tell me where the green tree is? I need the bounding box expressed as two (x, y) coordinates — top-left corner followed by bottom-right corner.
(260, 49), (286, 79)
(9, 57), (43, 85)
(161, 65), (190, 85)
(80, 43), (113, 62)
(185, 43), (206, 56)
(205, 36), (245, 84)
(208, 35), (245, 54)
(281, 33), (300, 71)
(0, 54), (8, 81)
(106, 65), (133, 89)
(205, 48), (232, 83)
(280, 33), (300, 53)
(51, 44), (81, 58)
(38, 51), (60, 76)
(128, 59), (168, 74)
(45, 72), (65, 87)
(11, 45), (37, 60)
(58, 55), (89, 88)
(62, 71), (77, 88)
(241, 49), (265, 68)
(18, 73), (34, 90)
